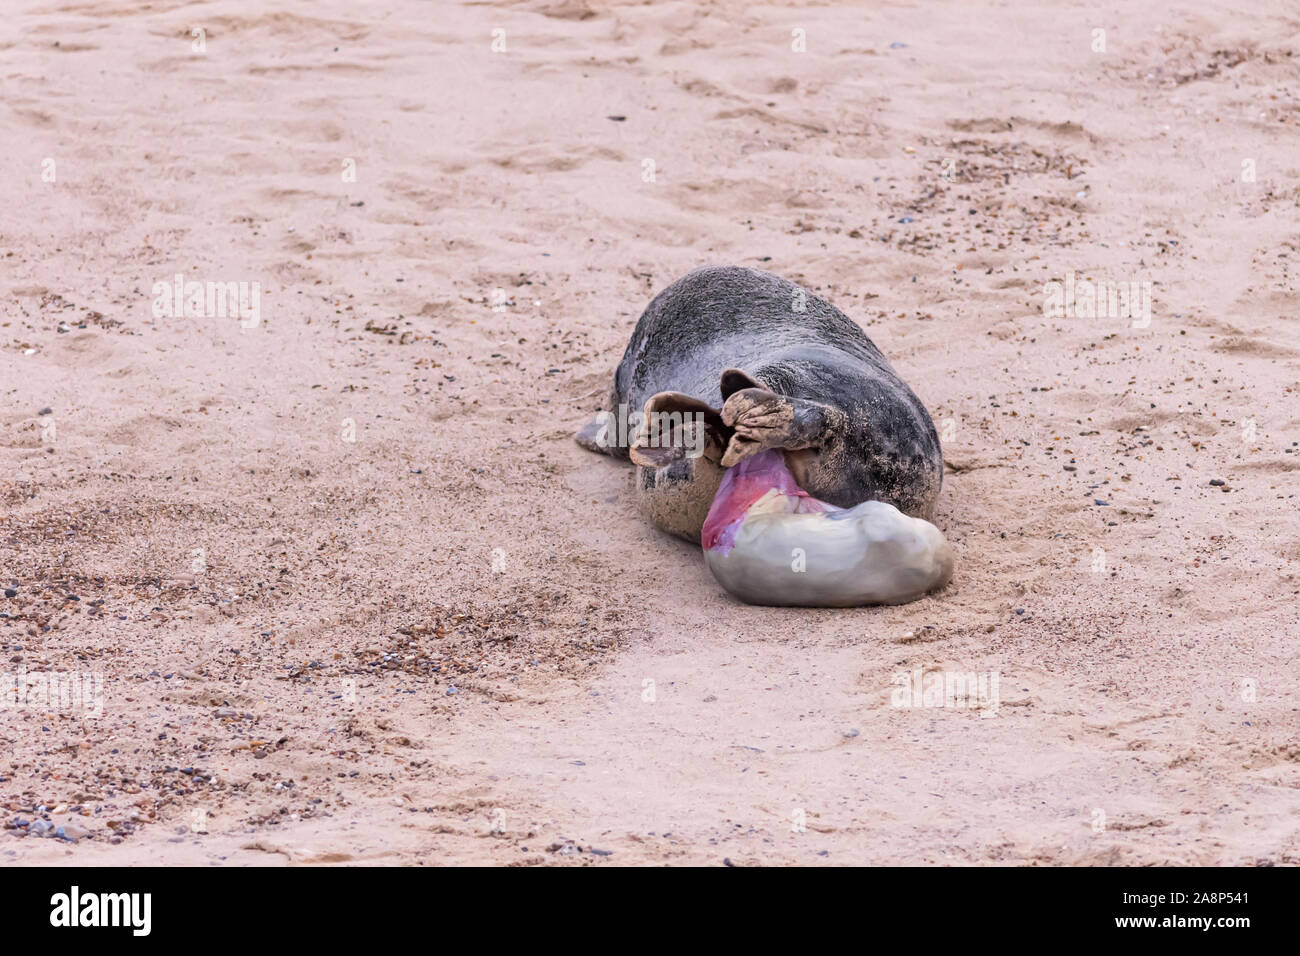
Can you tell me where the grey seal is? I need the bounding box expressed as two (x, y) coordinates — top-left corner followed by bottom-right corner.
(577, 265), (945, 546)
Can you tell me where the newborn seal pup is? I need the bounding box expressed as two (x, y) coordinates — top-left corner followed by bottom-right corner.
(576, 265), (949, 605)
(702, 450), (953, 606)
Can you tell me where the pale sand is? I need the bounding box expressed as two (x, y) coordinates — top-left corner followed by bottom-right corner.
(2, 0), (1298, 865)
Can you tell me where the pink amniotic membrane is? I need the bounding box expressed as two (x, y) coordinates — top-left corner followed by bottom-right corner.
(701, 450), (832, 554)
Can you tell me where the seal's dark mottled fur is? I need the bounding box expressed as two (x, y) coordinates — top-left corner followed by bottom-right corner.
(579, 266), (943, 537)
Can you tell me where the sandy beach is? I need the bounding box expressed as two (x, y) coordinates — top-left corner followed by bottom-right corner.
(2, 0), (1298, 865)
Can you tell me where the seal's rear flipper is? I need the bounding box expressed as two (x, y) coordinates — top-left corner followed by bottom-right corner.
(721, 368), (765, 398)
(719, 376), (846, 468)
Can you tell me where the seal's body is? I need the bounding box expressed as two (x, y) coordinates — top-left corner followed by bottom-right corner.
(577, 266), (944, 544)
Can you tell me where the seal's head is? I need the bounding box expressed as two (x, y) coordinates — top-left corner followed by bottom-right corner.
(628, 391), (729, 542)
